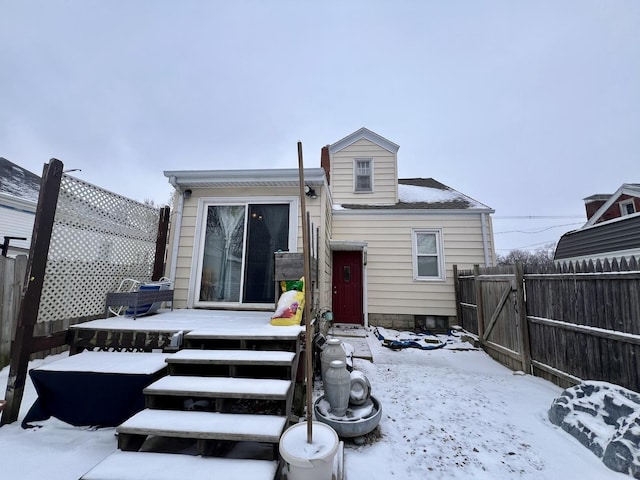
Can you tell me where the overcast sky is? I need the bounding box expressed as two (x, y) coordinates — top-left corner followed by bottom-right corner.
(2, 1), (638, 254)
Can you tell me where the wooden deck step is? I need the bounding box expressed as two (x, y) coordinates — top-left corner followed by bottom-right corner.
(185, 328), (302, 341)
(145, 376), (291, 400)
(80, 451), (278, 480)
(167, 349), (295, 366)
(184, 328), (302, 352)
(166, 349), (297, 378)
(118, 409), (287, 446)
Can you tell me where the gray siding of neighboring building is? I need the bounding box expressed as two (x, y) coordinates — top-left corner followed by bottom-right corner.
(554, 214), (640, 261)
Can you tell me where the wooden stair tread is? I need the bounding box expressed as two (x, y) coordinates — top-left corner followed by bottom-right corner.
(167, 349), (295, 366)
(144, 376), (291, 399)
(80, 451), (278, 480)
(185, 328), (301, 341)
(118, 409), (287, 442)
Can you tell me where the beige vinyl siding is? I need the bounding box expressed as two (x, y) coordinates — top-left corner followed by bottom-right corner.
(331, 139), (397, 205)
(166, 185), (329, 308)
(319, 186), (333, 310)
(169, 198), (198, 307)
(332, 211), (491, 317)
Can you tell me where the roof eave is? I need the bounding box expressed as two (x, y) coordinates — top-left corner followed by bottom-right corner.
(164, 168), (327, 190)
(0, 191), (37, 211)
(333, 206), (495, 215)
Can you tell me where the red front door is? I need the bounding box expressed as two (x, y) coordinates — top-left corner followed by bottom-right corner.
(332, 250), (363, 324)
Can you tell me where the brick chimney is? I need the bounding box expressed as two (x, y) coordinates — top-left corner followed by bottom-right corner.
(583, 194), (610, 220)
(320, 145), (330, 185)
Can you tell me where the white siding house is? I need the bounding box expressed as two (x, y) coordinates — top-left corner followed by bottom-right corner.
(163, 128), (495, 330)
(0, 158), (40, 257)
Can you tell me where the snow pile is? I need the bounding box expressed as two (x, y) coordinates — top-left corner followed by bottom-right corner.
(549, 380), (640, 477)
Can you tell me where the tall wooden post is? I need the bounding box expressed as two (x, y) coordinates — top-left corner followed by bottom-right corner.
(297, 142), (314, 443)
(1, 159), (63, 425)
(514, 260), (531, 373)
(152, 206), (171, 281)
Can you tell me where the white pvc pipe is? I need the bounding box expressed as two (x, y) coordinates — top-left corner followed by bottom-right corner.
(168, 188), (185, 284)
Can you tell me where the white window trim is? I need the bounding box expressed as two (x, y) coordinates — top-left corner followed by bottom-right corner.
(411, 228), (445, 281)
(189, 196), (299, 308)
(353, 158), (374, 193)
(620, 199), (636, 216)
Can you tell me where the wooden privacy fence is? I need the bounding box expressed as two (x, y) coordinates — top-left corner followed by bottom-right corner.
(454, 258), (640, 393)
(0, 255), (27, 367)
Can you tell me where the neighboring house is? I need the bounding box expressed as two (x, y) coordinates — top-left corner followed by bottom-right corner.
(164, 128), (495, 330)
(555, 183), (640, 265)
(0, 158), (40, 257)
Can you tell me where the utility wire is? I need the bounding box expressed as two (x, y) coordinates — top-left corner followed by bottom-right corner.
(494, 222), (583, 235)
(495, 240), (557, 251)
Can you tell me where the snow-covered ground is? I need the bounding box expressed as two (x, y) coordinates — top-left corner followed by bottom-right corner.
(0, 329), (626, 479)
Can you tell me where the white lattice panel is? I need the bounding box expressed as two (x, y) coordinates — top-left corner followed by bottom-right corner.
(37, 175), (160, 324)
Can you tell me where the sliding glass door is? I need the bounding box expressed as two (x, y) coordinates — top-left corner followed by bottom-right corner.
(198, 203), (290, 305)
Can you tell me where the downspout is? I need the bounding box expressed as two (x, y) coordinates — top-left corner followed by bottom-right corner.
(168, 179), (185, 284)
(481, 213), (490, 267)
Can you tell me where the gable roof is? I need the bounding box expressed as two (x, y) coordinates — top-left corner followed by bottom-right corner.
(338, 178), (493, 212)
(584, 183), (640, 227)
(0, 157), (40, 203)
(328, 127), (400, 155)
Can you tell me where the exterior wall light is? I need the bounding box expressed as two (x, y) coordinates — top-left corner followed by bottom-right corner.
(304, 185), (317, 199)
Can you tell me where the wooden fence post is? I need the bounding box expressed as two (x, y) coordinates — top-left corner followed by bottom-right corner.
(0, 256), (9, 364)
(453, 265), (463, 327)
(1, 159), (63, 426)
(0, 255), (28, 367)
(514, 260), (531, 373)
(474, 264), (485, 344)
(152, 206), (171, 281)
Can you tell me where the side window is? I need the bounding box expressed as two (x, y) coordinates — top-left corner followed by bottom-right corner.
(354, 158), (373, 192)
(620, 200), (636, 216)
(412, 229), (445, 280)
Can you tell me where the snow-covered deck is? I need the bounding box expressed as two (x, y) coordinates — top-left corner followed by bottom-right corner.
(69, 309), (305, 337)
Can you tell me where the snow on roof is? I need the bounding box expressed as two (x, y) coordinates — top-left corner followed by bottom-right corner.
(335, 178), (492, 211)
(0, 158), (40, 203)
(398, 183), (486, 208)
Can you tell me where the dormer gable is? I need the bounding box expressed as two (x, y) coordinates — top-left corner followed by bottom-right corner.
(328, 127), (400, 156)
(327, 128), (399, 206)
(584, 183), (640, 227)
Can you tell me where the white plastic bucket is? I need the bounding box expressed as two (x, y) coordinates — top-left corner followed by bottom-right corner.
(279, 421), (339, 480)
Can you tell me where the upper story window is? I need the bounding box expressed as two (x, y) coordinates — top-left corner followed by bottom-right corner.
(620, 199), (636, 216)
(354, 158), (373, 193)
(412, 229), (445, 281)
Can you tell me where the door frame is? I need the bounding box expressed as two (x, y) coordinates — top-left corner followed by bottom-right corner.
(330, 241), (368, 327)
